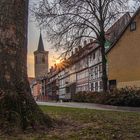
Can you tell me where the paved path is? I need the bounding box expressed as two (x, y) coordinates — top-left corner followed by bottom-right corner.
(37, 102), (140, 112)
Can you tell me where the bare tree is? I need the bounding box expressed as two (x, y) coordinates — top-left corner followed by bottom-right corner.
(0, 0), (51, 133)
(34, 0), (129, 92)
(133, 0), (140, 9)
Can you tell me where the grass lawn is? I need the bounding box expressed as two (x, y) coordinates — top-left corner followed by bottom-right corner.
(1, 105), (140, 140)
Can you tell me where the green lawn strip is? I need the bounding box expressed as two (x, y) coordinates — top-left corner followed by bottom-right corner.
(40, 105), (140, 140)
(0, 105), (140, 140)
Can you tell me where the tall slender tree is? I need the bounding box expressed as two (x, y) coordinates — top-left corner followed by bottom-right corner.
(34, 0), (129, 92)
(0, 0), (51, 132)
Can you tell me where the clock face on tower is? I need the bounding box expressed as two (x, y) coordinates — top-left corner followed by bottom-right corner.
(34, 33), (49, 78)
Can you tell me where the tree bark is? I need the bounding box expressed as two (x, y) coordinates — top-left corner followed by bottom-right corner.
(0, 0), (51, 132)
(99, 30), (108, 92)
(101, 41), (108, 92)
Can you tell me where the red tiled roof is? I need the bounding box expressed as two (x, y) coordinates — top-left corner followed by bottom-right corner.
(105, 12), (131, 43)
(48, 12), (131, 74)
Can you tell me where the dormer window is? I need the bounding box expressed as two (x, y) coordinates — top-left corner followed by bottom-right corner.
(130, 21), (136, 31)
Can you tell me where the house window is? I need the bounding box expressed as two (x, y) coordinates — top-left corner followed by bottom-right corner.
(99, 65), (102, 72)
(130, 21), (136, 31)
(95, 66), (98, 79)
(109, 80), (117, 91)
(66, 86), (70, 93)
(91, 83), (94, 91)
(109, 80), (116, 85)
(100, 81), (103, 90)
(95, 82), (98, 91)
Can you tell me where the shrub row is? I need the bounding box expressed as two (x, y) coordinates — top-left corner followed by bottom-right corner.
(72, 87), (140, 107)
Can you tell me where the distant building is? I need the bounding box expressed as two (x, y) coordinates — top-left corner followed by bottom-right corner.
(56, 12), (130, 100)
(107, 7), (140, 89)
(34, 33), (49, 78)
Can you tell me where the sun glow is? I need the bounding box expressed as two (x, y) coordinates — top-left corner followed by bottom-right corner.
(55, 59), (61, 64)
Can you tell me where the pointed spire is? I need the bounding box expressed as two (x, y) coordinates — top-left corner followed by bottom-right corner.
(37, 33), (45, 52)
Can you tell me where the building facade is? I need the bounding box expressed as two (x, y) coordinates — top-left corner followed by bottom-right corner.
(107, 8), (140, 89)
(38, 13), (131, 101)
(28, 77), (42, 100)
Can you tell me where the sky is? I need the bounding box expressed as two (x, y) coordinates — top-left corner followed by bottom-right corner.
(27, 0), (135, 78)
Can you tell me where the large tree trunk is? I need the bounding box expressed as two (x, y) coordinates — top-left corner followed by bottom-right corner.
(0, 0), (51, 132)
(99, 31), (108, 92)
(101, 42), (108, 92)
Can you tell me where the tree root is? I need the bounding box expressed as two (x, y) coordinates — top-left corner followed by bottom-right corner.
(0, 90), (52, 134)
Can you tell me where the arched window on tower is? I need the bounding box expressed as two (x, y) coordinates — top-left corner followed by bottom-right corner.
(42, 55), (45, 63)
(35, 56), (38, 64)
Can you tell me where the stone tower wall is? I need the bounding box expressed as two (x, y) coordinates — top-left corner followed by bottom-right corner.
(34, 51), (48, 78)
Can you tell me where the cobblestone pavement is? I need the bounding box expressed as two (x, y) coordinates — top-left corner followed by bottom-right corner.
(37, 101), (140, 112)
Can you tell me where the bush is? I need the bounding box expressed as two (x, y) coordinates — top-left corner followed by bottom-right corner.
(72, 87), (140, 107)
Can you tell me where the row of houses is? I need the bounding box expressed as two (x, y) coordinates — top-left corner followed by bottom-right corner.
(31, 7), (140, 101)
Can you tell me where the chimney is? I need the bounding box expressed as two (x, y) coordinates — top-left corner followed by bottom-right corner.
(71, 51), (74, 56)
(54, 64), (57, 70)
(75, 48), (78, 53)
(84, 40), (87, 46)
(50, 66), (53, 72)
(90, 39), (93, 43)
(78, 45), (82, 51)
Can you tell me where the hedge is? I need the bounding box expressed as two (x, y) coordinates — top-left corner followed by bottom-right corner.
(72, 87), (140, 107)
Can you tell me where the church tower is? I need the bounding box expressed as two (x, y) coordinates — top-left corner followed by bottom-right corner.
(34, 33), (49, 78)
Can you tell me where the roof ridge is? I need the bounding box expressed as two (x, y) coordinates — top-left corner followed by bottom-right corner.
(106, 6), (140, 54)
(106, 12), (130, 34)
